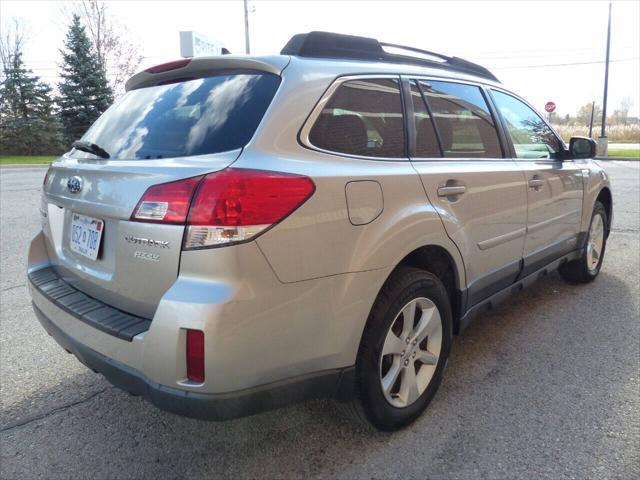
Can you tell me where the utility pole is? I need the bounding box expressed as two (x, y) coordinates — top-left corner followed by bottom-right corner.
(599, 1), (612, 156)
(589, 101), (596, 138)
(243, 0), (250, 54)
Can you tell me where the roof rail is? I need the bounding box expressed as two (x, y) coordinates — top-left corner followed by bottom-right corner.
(281, 31), (499, 83)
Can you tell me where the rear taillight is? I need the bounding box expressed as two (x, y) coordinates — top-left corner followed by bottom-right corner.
(185, 168), (315, 249)
(186, 329), (205, 383)
(131, 176), (202, 224)
(130, 169), (315, 248)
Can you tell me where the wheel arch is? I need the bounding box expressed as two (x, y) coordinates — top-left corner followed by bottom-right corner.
(596, 187), (613, 236)
(384, 244), (465, 334)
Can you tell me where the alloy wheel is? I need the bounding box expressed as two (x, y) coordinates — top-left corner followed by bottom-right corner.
(379, 297), (443, 408)
(586, 213), (605, 273)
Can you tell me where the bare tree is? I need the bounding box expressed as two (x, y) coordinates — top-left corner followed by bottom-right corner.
(74, 0), (142, 94)
(577, 102), (602, 127)
(619, 96), (633, 121)
(0, 18), (27, 75)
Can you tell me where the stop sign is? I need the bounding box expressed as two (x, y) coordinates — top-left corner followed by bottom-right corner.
(545, 101), (556, 113)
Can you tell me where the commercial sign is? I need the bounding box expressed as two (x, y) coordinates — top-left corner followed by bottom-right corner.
(180, 31), (227, 57)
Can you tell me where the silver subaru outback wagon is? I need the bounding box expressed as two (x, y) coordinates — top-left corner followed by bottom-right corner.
(28, 32), (612, 431)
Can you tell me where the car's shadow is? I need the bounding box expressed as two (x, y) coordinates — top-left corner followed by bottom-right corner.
(2, 269), (637, 479)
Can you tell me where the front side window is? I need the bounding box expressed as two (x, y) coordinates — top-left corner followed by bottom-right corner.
(420, 80), (502, 158)
(72, 72), (281, 160)
(308, 78), (405, 158)
(491, 90), (562, 159)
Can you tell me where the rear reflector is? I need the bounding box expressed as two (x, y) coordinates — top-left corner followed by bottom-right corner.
(184, 168), (315, 249)
(145, 58), (191, 74)
(131, 176), (202, 224)
(186, 329), (205, 383)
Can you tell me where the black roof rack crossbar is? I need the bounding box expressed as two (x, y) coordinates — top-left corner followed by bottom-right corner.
(281, 31), (499, 83)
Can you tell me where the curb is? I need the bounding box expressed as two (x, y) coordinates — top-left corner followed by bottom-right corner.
(595, 157), (640, 161)
(0, 164), (50, 168)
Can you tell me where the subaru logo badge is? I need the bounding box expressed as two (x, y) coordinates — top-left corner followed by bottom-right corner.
(67, 176), (83, 194)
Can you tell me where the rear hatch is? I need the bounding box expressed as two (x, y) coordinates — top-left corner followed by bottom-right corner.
(41, 64), (283, 318)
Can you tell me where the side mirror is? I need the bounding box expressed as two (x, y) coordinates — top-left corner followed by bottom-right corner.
(569, 136), (596, 159)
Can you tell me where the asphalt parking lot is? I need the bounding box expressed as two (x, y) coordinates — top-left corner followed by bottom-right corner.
(1, 161), (638, 479)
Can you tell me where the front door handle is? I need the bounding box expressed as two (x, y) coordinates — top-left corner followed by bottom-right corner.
(437, 185), (466, 197)
(528, 179), (544, 190)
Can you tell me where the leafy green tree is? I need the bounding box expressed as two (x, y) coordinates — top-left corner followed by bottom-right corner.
(57, 14), (113, 146)
(0, 50), (63, 155)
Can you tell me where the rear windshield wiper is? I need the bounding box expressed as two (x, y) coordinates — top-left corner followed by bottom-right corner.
(71, 140), (110, 159)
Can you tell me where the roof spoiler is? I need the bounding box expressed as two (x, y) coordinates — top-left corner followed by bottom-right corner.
(125, 56), (289, 91)
(281, 31), (499, 83)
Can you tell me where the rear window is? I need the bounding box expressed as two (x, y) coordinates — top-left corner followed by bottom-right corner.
(308, 78), (405, 158)
(72, 73), (281, 160)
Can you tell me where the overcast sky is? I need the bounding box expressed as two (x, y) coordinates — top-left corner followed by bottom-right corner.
(2, 0), (639, 117)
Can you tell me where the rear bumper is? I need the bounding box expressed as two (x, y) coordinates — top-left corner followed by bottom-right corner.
(29, 266), (150, 341)
(27, 223), (387, 419)
(33, 303), (354, 420)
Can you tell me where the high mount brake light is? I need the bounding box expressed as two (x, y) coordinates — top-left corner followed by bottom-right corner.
(130, 169), (315, 248)
(145, 59), (191, 74)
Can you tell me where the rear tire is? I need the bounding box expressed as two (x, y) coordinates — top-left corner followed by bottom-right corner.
(347, 266), (452, 431)
(559, 201), (608, 284)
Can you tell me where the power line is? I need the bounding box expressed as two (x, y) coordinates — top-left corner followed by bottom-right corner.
(477, 44), (639, 55)
(476, 45), (638, 59)
(490, 57), (639, 70)
(24, 56), (640, 74)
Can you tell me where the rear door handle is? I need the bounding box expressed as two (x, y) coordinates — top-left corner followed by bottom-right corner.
(437, 185), (466, 197)
(528, 179), (544, 189)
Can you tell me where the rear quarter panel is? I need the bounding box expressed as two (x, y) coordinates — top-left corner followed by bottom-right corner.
(238, 58), (465, 288)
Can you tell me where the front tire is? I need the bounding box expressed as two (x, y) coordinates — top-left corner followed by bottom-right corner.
(559, 201), (608, 284)
(349, 267), (453, 431)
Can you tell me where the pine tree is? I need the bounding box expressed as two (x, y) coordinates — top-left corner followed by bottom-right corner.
(57, 14), (113, 146)
(0, 50), (63, 155)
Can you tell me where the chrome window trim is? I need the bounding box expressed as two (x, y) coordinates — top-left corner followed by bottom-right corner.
(410, 156), (514, 162)
(298, 74), (409, 162)
(404, 75), (511, 162)
(405, 75), (487, 89)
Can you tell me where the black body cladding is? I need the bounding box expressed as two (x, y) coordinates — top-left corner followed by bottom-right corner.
(29, 267), (150, 341)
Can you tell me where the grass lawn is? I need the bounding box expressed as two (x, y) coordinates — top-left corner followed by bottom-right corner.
(0, 156), (56, 165)
(607, 149), (640, 158)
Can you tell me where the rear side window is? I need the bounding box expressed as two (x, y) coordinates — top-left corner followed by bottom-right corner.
(491, 90), (562, 159)
(73, 73), (281, 160)
(410, 81), (441, 157)
(308, 78), (405, 158)
(420, 80), (502, 158)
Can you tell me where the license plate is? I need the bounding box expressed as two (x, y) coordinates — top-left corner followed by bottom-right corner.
(69, 213), (104, 260)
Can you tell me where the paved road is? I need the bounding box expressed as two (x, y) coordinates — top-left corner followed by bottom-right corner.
(1, 162), (638, 479)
